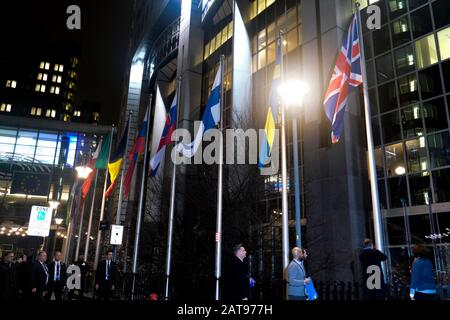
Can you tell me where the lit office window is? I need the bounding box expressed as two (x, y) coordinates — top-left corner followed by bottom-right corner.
(45, 109), (56, 118)
(52, 75), (57, 82)
(437, 27), (450, 61)
(40, 84), (46, 93)
(37, 73), (43, 80)
(385, 142), (406, 177)
(50, 86), (55, 94)
(36, 108), (42, 116)
(73, 110), (81, 117)
(63, 114), (70, 122)
(43, 74), (48, 81)
(59, 65), (64, 72)
(6, 80), (16, 88)
(93, 112), (100, 121)
(40, 61), (45, 69)
(55, 87), (60, 95)
(30, 107), (43, 116)
(45, 62), (50, 70)
(35, 84), (41, 91)
(69, 82), (75, 89)
(57, 75), (62, 83)
(414, 34), (438, 69)
(30, 107), (36, 115)
(0, 104), (12, 112)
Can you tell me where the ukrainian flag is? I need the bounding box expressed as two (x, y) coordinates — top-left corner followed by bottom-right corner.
(258, 35), (282, 169)
(105, 118), (130, 197)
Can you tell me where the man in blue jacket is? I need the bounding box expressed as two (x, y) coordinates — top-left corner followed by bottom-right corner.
(287, 247), (310, 300)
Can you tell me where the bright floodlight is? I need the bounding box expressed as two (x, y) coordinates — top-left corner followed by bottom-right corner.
(278, 80), (310, 107)
(75, 165), (93, 179)
(395, 166), (406, 175)
(49, 200), (60, 210)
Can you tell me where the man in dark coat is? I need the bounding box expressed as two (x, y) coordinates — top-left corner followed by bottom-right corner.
(46, 251), (67, 301)
(0, 251), (18, 301)
(69, 255), (90, 300)
(359, 238), (388, 300)
(16, 254), (31, 300)
(225, 244), (250, 301)
(95, 250), (117, 300)
(30, 251), (49, 301)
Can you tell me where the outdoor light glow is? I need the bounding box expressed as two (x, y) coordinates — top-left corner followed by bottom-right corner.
(54, 218), (63, 225)
(75, 165), (93, 179)
(11, 227), (18, 232)
(395, 166), (406, 175)
(49, 200), (60, 210)
(278, 80), (310, 108)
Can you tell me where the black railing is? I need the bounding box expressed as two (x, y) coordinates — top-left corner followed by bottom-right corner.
(92, 272), (450, 301)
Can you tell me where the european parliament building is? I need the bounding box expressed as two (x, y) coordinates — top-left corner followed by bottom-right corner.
(115, 0), (450, 299)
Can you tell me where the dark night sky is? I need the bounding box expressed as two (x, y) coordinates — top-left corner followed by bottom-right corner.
(0, 0), (134, 125)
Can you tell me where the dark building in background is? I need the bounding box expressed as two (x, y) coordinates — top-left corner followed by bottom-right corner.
(0, 41), (100, 124)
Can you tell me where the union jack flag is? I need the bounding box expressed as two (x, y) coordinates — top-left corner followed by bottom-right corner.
(323, 14), (362, 144)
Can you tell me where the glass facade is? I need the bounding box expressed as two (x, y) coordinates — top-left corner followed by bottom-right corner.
(363, 0), (450, 282)
(0, 125), (98, 224)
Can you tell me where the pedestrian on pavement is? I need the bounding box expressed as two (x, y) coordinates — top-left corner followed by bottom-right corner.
(70, 254), (90, 300)
(0, 251), (18, 301)
(410, 244), (437, 301)
(225, 244), (250, 301)
(46, 251), (67, 301)
(16, 253), (31, 301)
(287, 247), (310, 300)
(30, 251), (49, 302)
(359, 238), (387, 300)
(95, 250), (117, 300)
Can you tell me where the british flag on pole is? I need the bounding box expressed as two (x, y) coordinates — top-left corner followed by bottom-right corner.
(323, 14), (363, 144)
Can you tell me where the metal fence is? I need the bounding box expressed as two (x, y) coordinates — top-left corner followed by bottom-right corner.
(88, 272), (450, 301)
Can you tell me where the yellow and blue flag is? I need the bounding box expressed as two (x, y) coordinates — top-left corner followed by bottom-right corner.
(258, 34), (282, 169)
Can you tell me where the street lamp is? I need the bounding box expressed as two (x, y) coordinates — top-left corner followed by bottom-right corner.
(277, 78), (310, 273)
(75, 165), (93, 179)
(49, 200), (60, 210)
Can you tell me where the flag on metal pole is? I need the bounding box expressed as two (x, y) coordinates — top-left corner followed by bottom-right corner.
(124, 107), (150, 199)
(323, 14), (362, 144)
(175, 65), (222, 158)
(149, 95), (177, 177)
(105, 117), (130, 197)
(258, 35), (282, 168)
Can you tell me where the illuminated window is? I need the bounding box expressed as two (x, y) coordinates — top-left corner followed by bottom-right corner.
(415, 34), (438, 69)
(49, 86), (60, 94)
(0, 104), (12, 112)
(69, 82), (75, 89)
(30, 107), (36, 115)
(5, 80), (16, 88)
(45, 62), (50, 70)
(71, 57), (79, 68)
(52, 75), (57, 82)
(43, 74), (48, 81)
(40, 61), (45, 69)
(57, 75), (62, 83)
(35, 84), (46, 92)
(30, 107), (42, 116)
(67, 92), (73, 100)
(59, 65), (64, 72)
(55, 87), (60, 95)
(37, 73), (43, 80)
(70, 71), (77, 79)
(73, 110), (81, 117)
(63, 114), (70, 122)
(64, 103), (72, 111)
(45, 109), (56, 118)
(437, 27), (450, 61)
(93, 112), (100, 121)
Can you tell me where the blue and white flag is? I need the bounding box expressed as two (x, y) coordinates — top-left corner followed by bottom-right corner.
(175, 65), (222, 158)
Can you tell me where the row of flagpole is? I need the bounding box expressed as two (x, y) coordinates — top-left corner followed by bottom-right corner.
(60, 2), (386, 299)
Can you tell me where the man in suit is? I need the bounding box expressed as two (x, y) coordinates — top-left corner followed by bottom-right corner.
(30, 251), (49, 301)
(226, 244), (250, 301)
(287, 247), (310, 300)
(95, 250), (117, 300)
(46, 251), (67, 301)
(359, 238), (387, 300)
(16, 253), (31, 301)
(0, 251), (18, 301)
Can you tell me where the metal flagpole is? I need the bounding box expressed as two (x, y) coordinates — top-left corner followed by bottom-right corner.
(214, 55), (225, 300)
(164, 76), (182, 300)
(131, 95), (152, 300)
(356, 4), (387, 282)
(94, 126), (114, 270)
(292, 118), (302, 248)
(84, 169), (99, 260)
(75, 199), (87, 259)
(114, 114), (132, 260)
(279, 30), (290, 275)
